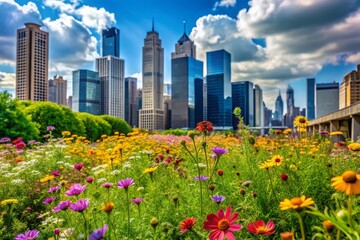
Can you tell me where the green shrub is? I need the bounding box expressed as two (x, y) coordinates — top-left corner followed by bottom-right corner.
(0, 92), (39, 141)
(24, 101), (85, 138)
(101, 115), (132, 135)
(94, 116), (112, 137)
(75, 112), (101, 141)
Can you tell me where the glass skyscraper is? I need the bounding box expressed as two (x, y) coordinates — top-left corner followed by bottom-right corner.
(316, 82), (339, 117)
(72, 70), (101, 115)
(171, 29), (203, 129)
(307, 78), (315, 119)
(206, 49), (232, 129)
(102, 27), (120, 57)
(232, 81), (254, 129)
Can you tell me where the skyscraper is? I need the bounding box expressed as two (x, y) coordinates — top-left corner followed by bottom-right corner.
(125, 77), (138, 127)
(206, 49), (232, 129)
(171, 27), (203, 129)
(48, 76), (67, 106)
(316, 82), (339, 117)
(96, 56), (125, 118)
(306, 78), (315, 120)
(72, 70), (101, 115)
(232, 81), (254, 129)
(139, 22), (165, 130)
(339, 64), (360, 109)
(16, 23), (48, 101)
(102, 27), (120, 57)
(254, 84), (264, 128)
(274, 91), (284, 122)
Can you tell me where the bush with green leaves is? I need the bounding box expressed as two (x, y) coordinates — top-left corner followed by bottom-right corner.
(101, 115), (131, 135)
(75, 112), (102, 141)
(0, 92), (39, 142)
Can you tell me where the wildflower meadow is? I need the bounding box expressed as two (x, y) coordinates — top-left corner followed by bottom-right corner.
(1, 113), (360, 239)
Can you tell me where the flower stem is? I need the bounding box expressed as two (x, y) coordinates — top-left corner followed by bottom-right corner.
(296, 212), (305, 240)
(126, 190), (131, 238)
(81, 212), (88, 239)
(348, 195), (354, 229)
(336, 229), (341, 240)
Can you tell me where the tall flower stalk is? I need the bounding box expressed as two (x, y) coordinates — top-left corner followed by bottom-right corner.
(118, 178), (134, 238)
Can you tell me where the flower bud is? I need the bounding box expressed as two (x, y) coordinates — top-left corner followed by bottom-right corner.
(150, 217), (159, 229)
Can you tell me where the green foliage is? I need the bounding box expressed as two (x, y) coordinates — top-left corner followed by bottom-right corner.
(161, 128), (189, 136)
(0, 92), (39, 141)
(93, 116), (112, 137)
(101, 115), (132, 135)
(75, 112), (101, 141)
(23, 101), (85, 138)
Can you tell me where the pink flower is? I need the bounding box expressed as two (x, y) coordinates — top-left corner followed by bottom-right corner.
(203, 206), (242, 240)
(117, 178), (134, 190)
(43, 196), (56, 205)
(74, 163), (84, 171)
(86, 177), (94, 183)
(48, 186), (60, 193)
(247, 220), (276, 235)
(102, 182), (113, 188)
(51, 171), (60, 177)
(65, 184), (86, 196)
(69, 199), (89, 212)
(52, 200), (71, 212)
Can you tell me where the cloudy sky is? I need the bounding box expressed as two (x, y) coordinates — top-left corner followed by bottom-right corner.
(0, 0), (360, 110)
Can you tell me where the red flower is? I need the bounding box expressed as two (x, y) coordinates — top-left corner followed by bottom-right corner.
(74, 163), (84, 171)
(281, 174), (288, 181)
(12, 138), (23, 144)
(196, 121), (214, 133)
(203, 206), (242, 240)
(180, 217), (196, 233)
(247, 220), (276, 235)
(217, 170), (224, 176)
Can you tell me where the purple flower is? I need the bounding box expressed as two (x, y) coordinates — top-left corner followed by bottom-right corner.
(47, 126), (55, 131)
(211, 147), (228, 156)
(86, 177), (94, 183)
(212, 195), (226, 204)
(74, 163), (84, 171)
(117, 178), (134, 190)
(43, 196), (56, 205)
(51, 171), (60, 177)
(0, 137), (10, 143)
(52, 200), (71, 212)
(48, 186), (60, 193)
(102, 182), (113, 188)
(319, 130), (329, 135)
(65, 184), (86, 196)
(89, 224), (108, 240)
(131, 198), (144, 205)
(69, 199), (89, 212)
(53, 228), (61, 235)
(194, 175), (208, 181)
(15, 230), (40, 240)
(28, 140), (36, 145)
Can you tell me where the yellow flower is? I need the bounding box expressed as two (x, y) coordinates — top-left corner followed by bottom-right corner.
(280, 195), (315, 211)
(259, 161), (275, 169)
(39, 175), (55, 183)
(330, 131), (343, 136)
(62, 131), (71, 136)
(293, 115), (310, 128)
(331, 171), (360, 195)
(0, 198), (19, 205)
(298, 128), (307, 133)
(101, 134), (107, 138)
(270, 155), (283, 166)
(143, 166), (158, 174)
(283, 128), (292, 135)
(102, 202), (115, 213)
(348, 143), (360, 151)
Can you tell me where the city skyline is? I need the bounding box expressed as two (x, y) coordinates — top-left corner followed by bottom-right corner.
(1, 0), (360, 110)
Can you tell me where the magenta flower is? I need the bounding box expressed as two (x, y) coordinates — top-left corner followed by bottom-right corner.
(131, 198), (144, 205)
(194, 175), (208, 181)
(117, 178), (134, 190)
(47, 126), (55, 131)
(15, 230), (40, 240)
(51, 171), (60, 177)
(212, 147), (228, 156)
(15, 142), (26, 150)
(48, 186), (60, 193)
(102, 182), (113, 188)
(74, 163), (84, 171)
(69, 199), (89, 212)
(52, 200), (71, 212)
(212, 195), (226, 204)
(65, 183), (86, 196)
(89, 224), (108, 240)
(86, 177), (94, 183)
(43, 196), (56, 205)
(0, 137), (10, 143)
(53, 228), (61, 235)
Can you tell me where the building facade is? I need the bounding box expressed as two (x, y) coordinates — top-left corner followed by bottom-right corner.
(72, 70), (101, 115)
(139, 24), (165, 130)
(171, 31), (203, 129)
(16, 23), (48, 101)
(125, 77), (138, 127)
(339, 65), (360, 109)
(306, 78), (315, 120)
(316, 82), (339, 117)
(96, 56), (125, 118)
(254, 84), (264, 128)
(274, 91), (284, 122)
(206, 49), (232, 129)
(102, 27), (120, 57)
(232, 81), (254, 129)
(48, 76), (67, 106)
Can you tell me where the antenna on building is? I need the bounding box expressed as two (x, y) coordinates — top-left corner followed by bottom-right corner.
(183, 20), (186, 34)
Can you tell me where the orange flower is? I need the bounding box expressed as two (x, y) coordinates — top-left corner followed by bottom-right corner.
(280, 195), (315, 211)
(331, 171), (360, 195)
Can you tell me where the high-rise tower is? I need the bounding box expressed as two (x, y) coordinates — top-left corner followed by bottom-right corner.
(48, 76), (67, 106)
(274, 90), (283, 122)
(16, 23), (49, 101)
(232, 81), (254, 129)
(306, 78), (315, 120)
(171, 22), (203, 129)
(102, 27), (120, 57)
(139, 21), (165, 130)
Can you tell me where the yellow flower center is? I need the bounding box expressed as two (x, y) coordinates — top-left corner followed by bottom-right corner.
(342, 171), (357, 183)
(257, 226), (266, 234)
(217, 219), (230, 230)
(290, 197), (303, 206)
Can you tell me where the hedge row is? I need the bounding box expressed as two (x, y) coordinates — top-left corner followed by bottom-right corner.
(0, 92), (132, 142)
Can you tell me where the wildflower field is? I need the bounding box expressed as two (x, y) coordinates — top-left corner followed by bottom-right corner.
(1, 120), (360, 240)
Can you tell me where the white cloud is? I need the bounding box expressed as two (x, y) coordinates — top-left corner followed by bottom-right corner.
(131, 72), (143, 89)
(0, 72), (16, 91)
(213, 0), (236, 11)
(191, 0), (360, 108)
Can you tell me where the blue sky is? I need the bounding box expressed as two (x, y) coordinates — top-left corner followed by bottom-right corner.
(0, 0), (360, 111)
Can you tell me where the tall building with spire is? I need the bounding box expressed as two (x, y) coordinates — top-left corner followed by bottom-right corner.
(171, 22), (203, 129)
(274, 90), (283, 122)
(16, 23), (49, 101)
(139, 21), (165, 130)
